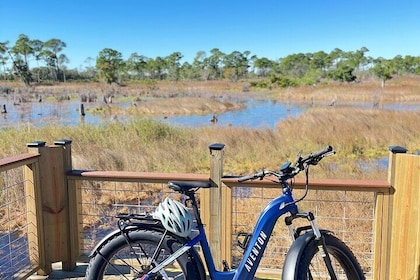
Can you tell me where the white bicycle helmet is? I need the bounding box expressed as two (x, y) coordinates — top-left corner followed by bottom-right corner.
(154, 197), (193, 237)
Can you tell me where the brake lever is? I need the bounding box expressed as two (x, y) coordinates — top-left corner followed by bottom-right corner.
(257, 170), (266, 180)
(324, 150), (336, 157)
(294, 150), (303, 167)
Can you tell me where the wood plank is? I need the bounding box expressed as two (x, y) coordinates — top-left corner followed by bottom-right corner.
(67, 170), (209, 182)
(59, 141), (78, 271)
(373, 190), (391, 280)
(24, 160), (43, 274)
(208, 145), (224, 270)
(35, 146), (69, 269)
(0, 153), (39, 172)
(388, 153), (420, 280)
(222, 177), (390, 192)
(221, 181), (232, 267)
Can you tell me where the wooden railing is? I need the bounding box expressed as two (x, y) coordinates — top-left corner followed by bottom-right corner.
(0, 153), (41, 279)
(0, 140), (419, 279)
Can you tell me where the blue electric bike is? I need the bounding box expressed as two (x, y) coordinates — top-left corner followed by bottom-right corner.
(85, 146), (365, 279)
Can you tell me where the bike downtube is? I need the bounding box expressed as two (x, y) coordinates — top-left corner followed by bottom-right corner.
(148, 234), (200, 275)
(148, 244), (192, 274)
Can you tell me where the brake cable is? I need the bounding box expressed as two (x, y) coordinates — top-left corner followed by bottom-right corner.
(281, 165), (311, 209)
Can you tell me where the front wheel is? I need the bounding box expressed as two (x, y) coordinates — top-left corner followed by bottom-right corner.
(85, 229), (205, 280)
(284, 233), (365, 279)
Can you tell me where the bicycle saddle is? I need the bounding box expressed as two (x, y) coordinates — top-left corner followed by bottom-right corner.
(168, 180), (213, 192)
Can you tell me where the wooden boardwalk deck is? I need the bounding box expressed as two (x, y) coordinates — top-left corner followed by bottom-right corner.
(28, 263), (87, 280)
(27, 262), (275, 279)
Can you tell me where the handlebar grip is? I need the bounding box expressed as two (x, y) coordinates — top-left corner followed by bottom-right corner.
(311, 145), (333, 158)
(238, 170), (265, 182)
(238, 174), (257, 182)
(300, 145), (334, 165)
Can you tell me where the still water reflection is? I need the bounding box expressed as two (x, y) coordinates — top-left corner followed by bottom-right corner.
(0, 99), (307, 129)
(0, 98), (419, 129)
(159, 99), (306, 129)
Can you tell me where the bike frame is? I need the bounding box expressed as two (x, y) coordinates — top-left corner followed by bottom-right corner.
(149, 187), (299, 280)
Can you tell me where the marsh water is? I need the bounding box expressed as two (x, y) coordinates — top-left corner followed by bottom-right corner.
(0, 98), (306, 129)
(1, 97), (419, 129)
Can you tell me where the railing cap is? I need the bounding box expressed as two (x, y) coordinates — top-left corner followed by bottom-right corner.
(27, 141), (46, 148)
(209, 143), (225, 151)
(54, 139), (72, 146)
(388, 145), (407, 154)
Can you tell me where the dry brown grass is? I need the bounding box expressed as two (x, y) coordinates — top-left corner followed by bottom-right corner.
(277, 107), (420, 156)
(3, 76), (420, 102)
(2, 80), (248, 100)
(97, 96), (245, 116)
(270, 76), (420, 104)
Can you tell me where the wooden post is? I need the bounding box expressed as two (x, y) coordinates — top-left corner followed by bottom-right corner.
(372, 146), (403, 279)
(201, 143), (232, 270)
(80, 104), (85, 116)
(220, 158), (232, 269)
(386, 146), (420, 280)
(25, 141), (48, 275)
(26, 141), (72, 273)
(373, 187), (392, 279)
(54, 139), (78, 271)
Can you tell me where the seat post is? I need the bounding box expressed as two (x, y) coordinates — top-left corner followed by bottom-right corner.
(187, 192), (204, 228)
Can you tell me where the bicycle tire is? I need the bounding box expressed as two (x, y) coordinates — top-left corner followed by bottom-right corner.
(284, 233), (365, 280)
(85, 229), (205, 280)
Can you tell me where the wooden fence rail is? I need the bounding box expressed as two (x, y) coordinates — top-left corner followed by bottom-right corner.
(0, 141), (419, 279)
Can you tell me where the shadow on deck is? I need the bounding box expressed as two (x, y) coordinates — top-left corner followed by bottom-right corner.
(28, 262), (276, 279)
(29, 263), (87, 280)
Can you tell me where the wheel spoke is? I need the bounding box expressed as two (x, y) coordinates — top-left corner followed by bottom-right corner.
(85, 230), (202, 279)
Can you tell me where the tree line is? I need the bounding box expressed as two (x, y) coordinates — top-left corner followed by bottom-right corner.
(1, 34), (420, 88)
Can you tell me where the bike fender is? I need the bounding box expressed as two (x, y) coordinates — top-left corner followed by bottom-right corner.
(88, 223), (165, 258)
(281, 230), (331, 280)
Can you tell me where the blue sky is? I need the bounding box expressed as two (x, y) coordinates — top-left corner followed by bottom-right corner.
(2, 0), (420, 69)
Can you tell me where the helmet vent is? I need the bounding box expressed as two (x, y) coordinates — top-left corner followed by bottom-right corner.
(154, 197), (193, 237)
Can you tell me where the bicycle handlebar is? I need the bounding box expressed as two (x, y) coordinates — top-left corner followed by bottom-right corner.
(237, 146), (335, 183)
(298, 145), (334, 167)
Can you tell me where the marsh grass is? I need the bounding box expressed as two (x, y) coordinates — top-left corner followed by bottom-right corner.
(3, 76), (420, 103)
(1, 80), (247, 102)
(277, 107), (420, 161)
(270, 76), (420, 104)
(88, 96), (244, 116)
